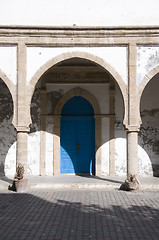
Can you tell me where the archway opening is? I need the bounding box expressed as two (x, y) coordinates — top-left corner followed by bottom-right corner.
(0, 78), (16, 178)
(139, 73), (159, 176)
(29, 56), (125, 176)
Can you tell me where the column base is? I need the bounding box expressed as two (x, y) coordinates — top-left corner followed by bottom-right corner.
(120, 175), (140, 191)
(9, 178), (28, 193)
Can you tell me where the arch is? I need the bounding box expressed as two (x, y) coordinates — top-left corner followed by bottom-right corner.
(137, 65), (159, 125)
(138, 65), (159, 100)
(61, 96), (94, 115)
(55, 87), (101, 116)
(28, 51), (127, 124)
(0, 69), (16, 126)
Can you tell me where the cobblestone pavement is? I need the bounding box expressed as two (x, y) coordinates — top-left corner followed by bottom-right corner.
(0, 189), (159, 240)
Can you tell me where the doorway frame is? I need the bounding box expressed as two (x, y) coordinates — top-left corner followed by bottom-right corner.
(60, 96), (95, 174)
(53, 87), (101, 175)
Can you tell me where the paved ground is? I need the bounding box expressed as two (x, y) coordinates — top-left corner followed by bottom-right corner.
(1, 174), (159, 190)
(28, 175), (159, 190)
(0, 187), (159, 240)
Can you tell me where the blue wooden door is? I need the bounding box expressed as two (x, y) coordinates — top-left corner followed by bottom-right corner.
(60, 96), (95, 174)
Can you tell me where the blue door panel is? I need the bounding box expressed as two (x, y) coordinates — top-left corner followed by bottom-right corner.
(60, 96), (95, 174)
(60, 146), (75, 173)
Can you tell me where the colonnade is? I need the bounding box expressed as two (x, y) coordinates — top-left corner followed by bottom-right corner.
(13, 43), (141, 183)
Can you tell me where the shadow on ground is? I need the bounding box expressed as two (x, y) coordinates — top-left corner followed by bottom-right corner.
(0, 175), (12, 183)
(76, 174), (124, 184)
(0, 190), (159, 239)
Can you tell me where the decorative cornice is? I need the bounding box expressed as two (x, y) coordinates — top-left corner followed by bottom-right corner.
(0, 25), (159, 38)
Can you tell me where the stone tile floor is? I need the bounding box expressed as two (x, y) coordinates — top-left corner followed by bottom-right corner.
(0, 188), (159, 240)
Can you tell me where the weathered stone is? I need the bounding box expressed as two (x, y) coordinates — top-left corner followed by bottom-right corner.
(120, 175), (139, 191)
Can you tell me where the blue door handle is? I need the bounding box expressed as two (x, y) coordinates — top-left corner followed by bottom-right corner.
(77, 144), (80, 151)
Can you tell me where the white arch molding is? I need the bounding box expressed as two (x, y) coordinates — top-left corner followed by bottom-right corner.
(28, 51), (128, 126)
(137, 65), (159, 125)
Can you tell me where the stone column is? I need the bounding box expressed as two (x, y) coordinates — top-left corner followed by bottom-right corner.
(15, 43), (30, 180)
(120, 44), (140, 190)
(14, 43), (31, 192)
(16, 129), (29, 178)
(40, 89), (46, 176)
(109, 87), (115, 176)
(127, 130), (139, 178)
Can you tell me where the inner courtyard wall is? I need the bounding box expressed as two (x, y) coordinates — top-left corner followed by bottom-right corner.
(0, 30), (159, 177)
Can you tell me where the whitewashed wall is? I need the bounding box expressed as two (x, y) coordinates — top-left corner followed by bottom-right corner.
(27, 85), (41, 175)
(0, 0), (158, 27)
(137, 47), (159, 85)
(1, 44), (159, 177)
(0, 47), (17, 85)
(114, 83), (126, 175)
(45, 118), (53, 175)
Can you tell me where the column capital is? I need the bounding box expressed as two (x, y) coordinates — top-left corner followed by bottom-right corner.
(15, 125), (30, 132)
(125, 125), (140, 132)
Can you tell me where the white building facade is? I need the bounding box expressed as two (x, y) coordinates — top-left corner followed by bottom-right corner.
(0, 26), (158, 180)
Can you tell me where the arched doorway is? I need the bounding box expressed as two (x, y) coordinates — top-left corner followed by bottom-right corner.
(28, 54), (126, 176)
(60, 96), (95, 174)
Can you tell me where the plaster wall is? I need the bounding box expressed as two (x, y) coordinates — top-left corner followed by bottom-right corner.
(137, 47), (159, 85)
(27, 85), (41, 175)
(1, 75), (158, 177)
(1, 40), (159, 177)
(0, 47), (17, 85)
(46, 83), (109, 114)
(0, 0), (158, 27)
(101, 118), (110, 175)
(114, 84), (126, 175)
(45, 118), (53, 175)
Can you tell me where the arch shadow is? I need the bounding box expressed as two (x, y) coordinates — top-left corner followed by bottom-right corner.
(139, 71), (159, 177)
(0, 78), (16, 179)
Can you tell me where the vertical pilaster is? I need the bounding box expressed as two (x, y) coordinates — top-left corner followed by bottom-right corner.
(17, 43), (28, 127)
(128, 43), (138, 126)
(40, 89), (46, 176)
(16, 43), (29, 177)
(109, 88), (115, 176)
(127, 43), (139, 179)
(53, 116), (61, 175)
(95, 117), (102, 176)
